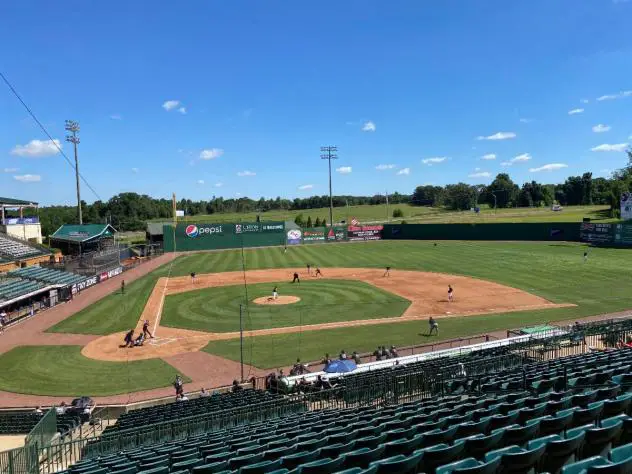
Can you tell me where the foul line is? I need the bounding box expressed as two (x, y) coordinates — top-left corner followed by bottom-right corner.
(152, 252), (177, 337)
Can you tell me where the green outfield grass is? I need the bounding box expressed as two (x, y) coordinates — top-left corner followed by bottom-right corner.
(0, 346), (187, 396)
(154, 204), (615, 226)
(161, 280), (410, 333)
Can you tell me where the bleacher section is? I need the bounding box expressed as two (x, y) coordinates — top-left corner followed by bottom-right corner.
(0, 233), (46, 260)
(0, 410), (44, 435)
(102, 390), (288, 435)
(0, 277), (46, 302)
(60, 347), (632, 474)
(10, 266), (85, 286)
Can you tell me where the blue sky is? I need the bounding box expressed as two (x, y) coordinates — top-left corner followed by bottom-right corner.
(1, 0), (631, 206)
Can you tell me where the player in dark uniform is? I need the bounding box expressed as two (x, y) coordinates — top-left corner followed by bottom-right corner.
(123, 329), (134, 348)
(428, 317), (439, 336)
(315, 267), (322, 278)
(383, 266), (391, 277)
(292, 272), (300, 284)
(121, 280), (125, 295)
(306, 264), (311, 275)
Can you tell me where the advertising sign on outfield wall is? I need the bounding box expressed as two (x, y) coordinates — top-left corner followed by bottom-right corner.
(99, 266), (123, 282)
(347, 225), (383, 241)
(287, 229), (302, 245)
(303, 229), (326, 243)
(71, 275), (99, 294)
(327, 226), (347, 241)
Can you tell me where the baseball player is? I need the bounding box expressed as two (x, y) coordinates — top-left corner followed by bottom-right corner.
(448, 285), (454, 302)
(191, 272), (196, 283)
(268, 286), (279, 301)
(292, 272), (300, 284)
(143, 319), (154, 339)
(315, 267), (322, 278)
(123, 329), (134, 348)
(383, 266), (391, 277)
(428, 317), (439, 336)
(583, 251), (588, 263)
(306, 264), (311, 275)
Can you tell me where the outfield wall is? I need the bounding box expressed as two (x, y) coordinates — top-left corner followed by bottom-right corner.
(163, 222), (286, 252)
(382, 222), (581, 241)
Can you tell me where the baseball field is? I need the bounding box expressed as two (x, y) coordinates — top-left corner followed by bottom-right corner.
(0, 239), (631, 403)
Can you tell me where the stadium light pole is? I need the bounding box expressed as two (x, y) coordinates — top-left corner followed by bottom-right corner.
(320, 146), (337, 227)
(65, 120), (82, 225)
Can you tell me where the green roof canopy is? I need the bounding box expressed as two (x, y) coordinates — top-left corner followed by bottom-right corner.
(51, 224), (118, 243)
(0, 197), (38, 206)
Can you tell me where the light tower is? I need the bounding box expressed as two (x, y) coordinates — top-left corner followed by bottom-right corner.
(65, 120), (82, 225)
(320, 146), (338, 227)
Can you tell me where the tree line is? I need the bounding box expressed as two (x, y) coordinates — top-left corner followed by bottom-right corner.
(23, 149), (632, 236)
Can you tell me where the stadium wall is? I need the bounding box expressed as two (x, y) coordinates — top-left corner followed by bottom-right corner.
(163, 222), (286, 252)
(382, 222), (581, 241)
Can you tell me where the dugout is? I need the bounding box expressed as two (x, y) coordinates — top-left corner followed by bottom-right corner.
(50, 224), (118, 255)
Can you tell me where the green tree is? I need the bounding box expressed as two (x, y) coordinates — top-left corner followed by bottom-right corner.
(314, 217), (321, 227)
(306, 216), (313, 228)
(444, 183), (477, 210)
(392, 208), (404, 218)
(412, 185), (444, 206)
(485, 174), (519, 208)
(294, 214), (304, 227)
(321, 218), (327, 227)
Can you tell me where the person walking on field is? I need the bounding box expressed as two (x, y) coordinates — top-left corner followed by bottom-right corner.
(428, 317), (439, 336)
(306, 264), (311, 275)
(383, 266), (391, 277)
(448, 285), (454, 302)
(143, 319), (154, 339)
(315, 267), (322, 278)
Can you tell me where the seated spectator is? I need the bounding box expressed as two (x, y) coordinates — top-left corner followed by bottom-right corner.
(277, 370), (289, 392)
(199, 388), (209, 397)
(321, 353), (332, 368)
(231, 379), (243, 392)
(457, 363), (467, 377)
(56, 402), (67, 415)
(373, 347), (382, 361)
(34, 406), (43, 415)
(296, 377), (311, 394)
(380, 346), (389, 359)
(339, 349), (347, 360)
(290, 358), (309, 376)
(389, 345), (398, 358)
(624, 338), (632, 349)
(315, 375), (336, 390)
(352, 351), (361, 364)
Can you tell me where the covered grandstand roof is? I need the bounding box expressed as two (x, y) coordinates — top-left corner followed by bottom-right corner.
(51, 224), (118, 243)
(0, 197), (38, 207)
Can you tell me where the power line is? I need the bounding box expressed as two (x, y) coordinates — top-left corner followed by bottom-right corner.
(0, 71), (101, 201)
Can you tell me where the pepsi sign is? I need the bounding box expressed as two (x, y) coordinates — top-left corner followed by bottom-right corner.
(185, 224), (223, 238)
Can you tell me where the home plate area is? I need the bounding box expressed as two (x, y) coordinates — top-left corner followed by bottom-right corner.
(149, 337), (178, 347)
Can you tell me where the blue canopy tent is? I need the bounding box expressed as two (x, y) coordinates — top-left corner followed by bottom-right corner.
(324, 359), (357, 374)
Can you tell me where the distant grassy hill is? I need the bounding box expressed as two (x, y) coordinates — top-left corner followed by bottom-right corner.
(150, 204), (616, 225)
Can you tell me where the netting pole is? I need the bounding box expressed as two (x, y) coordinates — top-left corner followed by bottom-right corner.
(239, 304), (244, 382)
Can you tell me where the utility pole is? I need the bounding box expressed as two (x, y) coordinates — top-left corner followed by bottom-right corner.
(385, 191), (390, 222)
(65, 120), (82, 225)
(320, 146), (338, 227)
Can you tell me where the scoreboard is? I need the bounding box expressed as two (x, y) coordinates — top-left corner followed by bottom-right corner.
(580, 222), (632, 245)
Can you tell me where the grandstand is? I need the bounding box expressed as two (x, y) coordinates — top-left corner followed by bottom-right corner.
(0, 233), (48, 260)
(36, 319), (632, 474)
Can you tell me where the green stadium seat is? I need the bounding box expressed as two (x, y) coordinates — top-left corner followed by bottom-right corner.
(192, 461), (229, 474)
(137, 468), (169, 474)
(561, 456), (610, 474)
(294, 456), (344, 473)
(369, 452), (423, 474)
(604, 394), (632, 418)
(341, 446), (385, 471)
(435, 457), (501, 474)
(319, 440), (356, 459)
(485, 443), (545, 473)
(171, 458), (203, 472)
(239, 458), (283, 473)
(229, 453), (265, 470)
(454, 431), (504, 460)
(281, 450), (321, 471)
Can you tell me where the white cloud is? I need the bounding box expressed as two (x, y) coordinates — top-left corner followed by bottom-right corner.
(162, 100), (181, 111)
(199, 148), (224, 160)
(592, 124), (611, 133)
(581, 99), (589, 104)
(235, 192), (242, 197)
(336, 166), (352, 174)
(597, 91), (631, 101)
(468, 171), (491, 178)
(519, 118), (534, 123)
(361, 121), (376, 132)
(298, 184), (314, 190)
(13, 174), (41, 183)
(481, 153), (496, 160)
(422, 157), (447, 165)
(214, 182), (223, 187)
(131, 167), (139, 173)
(500, 162), (512, 167)
(109, 114), (122, 120)
(178, 107), (187, 115)
(11, 139), (61, 157)
(197, 179), (205, 185)
(568, 108), (584, 115)
(591, 143), (629, 152)
(529, 163), (568, 172)
(3, 168), (18, 173)
(396, 168), (411, 175)
(511, 153), (532, 162)
(476, 132), (516, 141)
(375, 164), (396, 170)
(237, 170), (256, 177)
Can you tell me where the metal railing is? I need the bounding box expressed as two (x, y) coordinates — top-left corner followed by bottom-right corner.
(24, 410), (57, 453)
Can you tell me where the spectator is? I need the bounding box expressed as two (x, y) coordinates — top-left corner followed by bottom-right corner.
(316, 375), (335, 390)
(199, 388), (209, 397)
(176, 393), (189, 402)
(389, 346), (398, 358)
(380, 346), (389, 359)
(231, 380), (243, 392)
(56, 402), (67, 415)
(373, 347), (382, 361)
(278, 370), (289, 392)
(457, 363), (467, 377)
(290, 358), (308, 376)
(352, 351), (361, 364)
(173, 375), (184, 396)
(339, 350), (347, 360)
(321, 353), (332, 367)
(34, 407), (43, 415)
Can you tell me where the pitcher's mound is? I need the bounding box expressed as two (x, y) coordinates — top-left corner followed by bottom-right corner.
(253, 296), (301, 305)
